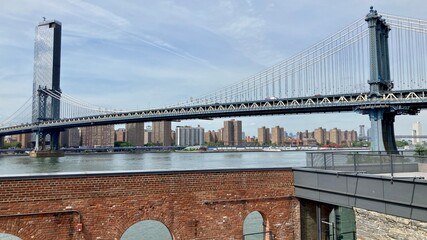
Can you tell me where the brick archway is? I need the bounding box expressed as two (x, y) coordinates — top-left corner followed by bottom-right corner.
(120, 220), (173, 240)
(243, 210), (268, 237)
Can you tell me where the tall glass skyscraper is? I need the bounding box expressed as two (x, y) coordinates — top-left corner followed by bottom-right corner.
(32, 19), (62, 123)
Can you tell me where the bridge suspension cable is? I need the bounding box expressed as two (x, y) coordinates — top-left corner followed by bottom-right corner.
(173, 17), (370, 107)
(381, 13), (427, 91)
(0, 89), (127, 128)
(0, 96), (33, 127)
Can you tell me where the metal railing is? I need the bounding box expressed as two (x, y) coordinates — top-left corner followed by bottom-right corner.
(306, 151), (427, 176)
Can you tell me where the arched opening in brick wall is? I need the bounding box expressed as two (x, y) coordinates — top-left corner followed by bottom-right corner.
(120, 220), (173, 240)
(0, 233), (22, 240)
(243, 211), (270, 240)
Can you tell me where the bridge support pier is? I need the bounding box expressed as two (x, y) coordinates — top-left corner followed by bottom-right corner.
(31, 130), (64, 158)
(0, 136), (3, 148)
(49, 130), (60, 150)
(368, 108), (397, 153)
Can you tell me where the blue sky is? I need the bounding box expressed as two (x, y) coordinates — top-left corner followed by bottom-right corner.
(0, 0), (426, 136)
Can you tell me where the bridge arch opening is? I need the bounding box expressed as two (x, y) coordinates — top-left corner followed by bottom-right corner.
(0, 233), (22, 240)
(120, 220), (173, 240)
(243, 211), (270, 240)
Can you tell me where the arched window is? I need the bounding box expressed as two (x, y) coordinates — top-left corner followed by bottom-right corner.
(243, 211), (269, 240)
(121, 220), (173, 240)
(0, 233), (22, 240)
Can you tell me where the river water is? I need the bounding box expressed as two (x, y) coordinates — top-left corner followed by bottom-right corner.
(0, 151), (307, 239)
(0, 151), (306, 176)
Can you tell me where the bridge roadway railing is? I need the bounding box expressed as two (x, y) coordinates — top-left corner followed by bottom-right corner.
(1, 89), (427, 136)
(306, 150), (427, 176)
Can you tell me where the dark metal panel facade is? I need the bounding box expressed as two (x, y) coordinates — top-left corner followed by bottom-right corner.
(293, 168), (427, 222)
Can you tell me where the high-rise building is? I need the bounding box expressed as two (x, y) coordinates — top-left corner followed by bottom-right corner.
(204, 130), (218, 143)
(412, 121), (422, 144)
(152, 121), (171, 146)
(115, 128), (126, 142)
(126, 123), (144, 146)
(359, 125), (366, 140)
(314, 127), (327, 145)
(258, 126), (270, 145)
(171, 130), (176, 145)
(329, 128), (341, 144)
(223, 119), (242, 146)
(217, 129), (223, 143)
(15, 133), (32, 148)
(233, 120), (242, 146)
(32, 19), (62, 123)
(80, 125), (114, 148)
(59, 128), (80, 148)
(144, 126), (153, 145)
(176, 126), (204, 146)
(32, 19), (62, 149)
(271, 126), (284, 146)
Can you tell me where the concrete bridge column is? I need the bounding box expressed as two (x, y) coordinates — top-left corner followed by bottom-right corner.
(0, 136), (4, 148)
(369, 108), (397, 153)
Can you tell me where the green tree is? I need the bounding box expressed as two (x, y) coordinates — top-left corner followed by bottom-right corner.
(352, 140), (370, 147)
(415, 144), (427, 156)
(396, 140), (409, 148)
(114, 141), (133, 147)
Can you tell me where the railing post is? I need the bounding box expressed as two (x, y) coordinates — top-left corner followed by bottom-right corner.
(332, 153), (335, 170)
(390, 154), (394, 177)
(353, 154), (357, 172)
(311, 152), (314, 167)
(324, 153), (327, 170)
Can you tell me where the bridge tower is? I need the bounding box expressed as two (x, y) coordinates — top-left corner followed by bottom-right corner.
(31, 19), (62, 153)
(361, 7), (417, 153)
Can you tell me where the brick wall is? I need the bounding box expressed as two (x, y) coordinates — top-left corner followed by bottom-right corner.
(0, 168), (299, 240)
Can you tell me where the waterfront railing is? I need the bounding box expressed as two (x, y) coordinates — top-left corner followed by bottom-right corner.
(306, 151), (427, 176)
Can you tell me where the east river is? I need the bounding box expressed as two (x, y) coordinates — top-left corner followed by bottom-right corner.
(0, 151), (307, 240)
(0, 151), (307, 176)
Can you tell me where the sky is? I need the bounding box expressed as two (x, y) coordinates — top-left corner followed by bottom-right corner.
(0, 0), (426, 136)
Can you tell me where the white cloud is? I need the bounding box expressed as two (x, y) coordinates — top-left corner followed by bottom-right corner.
(66, 0), (130, 28)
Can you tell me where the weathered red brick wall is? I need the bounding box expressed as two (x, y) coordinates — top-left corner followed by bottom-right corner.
(0, 168), (299, 240)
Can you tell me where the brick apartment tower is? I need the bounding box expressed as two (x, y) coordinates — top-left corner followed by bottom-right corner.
(314, 127), (327, 145)
(329, 128), (341, 144)
(59, 128), (80, 148)
(223, 119), (242, 146)
(258, 126), (270, 145)
(152, 121), (171, 146)
(80, 125), (115, 148)
(126, 123), (144, 146)
(271, 126), (284, 146)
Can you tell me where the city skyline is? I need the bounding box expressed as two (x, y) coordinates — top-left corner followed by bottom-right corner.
(1, 1), (427, 135)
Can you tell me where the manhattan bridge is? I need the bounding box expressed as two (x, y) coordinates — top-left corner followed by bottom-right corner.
(1, 7), (427, 154)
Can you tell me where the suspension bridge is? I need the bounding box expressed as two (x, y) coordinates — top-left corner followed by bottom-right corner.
(1, 7), (427, 154)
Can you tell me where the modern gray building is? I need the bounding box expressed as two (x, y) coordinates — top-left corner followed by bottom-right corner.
(32, 19), (62, 122)
(176, 126), (204, 146)
(32, 19), (62, 150)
